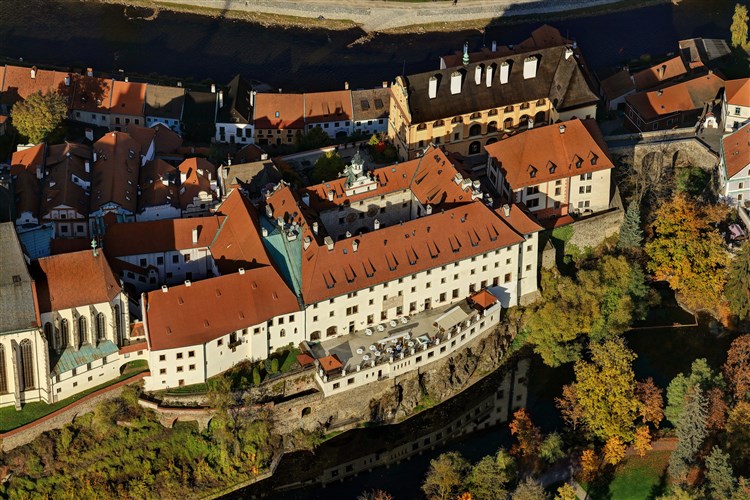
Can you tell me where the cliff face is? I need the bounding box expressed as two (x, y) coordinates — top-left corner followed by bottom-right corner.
(268, 324), (514, 442)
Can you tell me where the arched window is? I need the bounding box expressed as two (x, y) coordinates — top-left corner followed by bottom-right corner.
(416, 123), (427, 131)
(487, 121), (498, 133)
(488, 109), (498, 116)
(114, 305), (122, 344)
(433, 120), (445, 127)
(326, 326), (337, 337)
(78, 316), (88, 345)
(503, 117), (514, 130)
(96, 313), (106, 341)
(451, 116), (463, 124)
(534, 111), (546, 125)
(504, 105), (514, 113)
(469, 124), (482, 137)
(310, 331), (321, 341)
(19, 339), (35, 390)
(60, 319), (69, 349)
(469, 112), (481, 119)
(0, 345), (7, 394)
(469, 141), (481, 155)
(519, 114), (530, 128)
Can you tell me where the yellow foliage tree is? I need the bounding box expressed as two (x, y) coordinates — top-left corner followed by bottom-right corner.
(555, 483), (578, 500)
(603, 436), (627, 465)
(634, 426), (653, 457)
(579, 449), (599, 482)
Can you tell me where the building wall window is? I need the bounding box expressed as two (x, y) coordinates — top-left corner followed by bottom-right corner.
(78, 316), (88, 345)
(20, 339), (35, 390)
(0, 345), (7, 394)
(96, 313), (106, 341)
(60, 319), (69, 349)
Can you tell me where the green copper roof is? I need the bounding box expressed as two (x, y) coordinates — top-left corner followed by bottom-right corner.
(260, 217), (303, 298)
(51, 340), (119, 376)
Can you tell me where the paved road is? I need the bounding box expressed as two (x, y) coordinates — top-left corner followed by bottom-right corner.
(155, 0), (630, 32)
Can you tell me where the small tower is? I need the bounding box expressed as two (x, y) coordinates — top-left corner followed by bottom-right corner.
(462, 42), (469, 65)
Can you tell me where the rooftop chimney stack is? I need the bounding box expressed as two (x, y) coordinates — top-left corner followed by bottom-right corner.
(374, 219), (380, 230)
(218, 90), (224, 109)
(30, 66), (37, 79)
(428, 75), (438, 99)
(559, 124), (566, 134)
(327, 190), (334, 202)
(265, 204), (273, 217)
(313, 221), (319, 235)
(499, 61), (510, 84)
(344, 81), (349, 90)
(192, 228), (198, 244)
(502, 204), (511, 217)
(491, 40), (497, 52)
(345, 231), (352, 238)
(382, 81), (388, 88)
(64, 75), (71, 86)
(303, 236), (311, 250)
(474, 65), (483, 85)
(657, 65), (666, 80)
(485, 63), (495, 87)
(86, 67), (93, 77)
(352, 240), (359, 252)
(523, 56), (538, 79)
(238, 268), (245, 275)
(210, 83), (216, 93)
(450, 71), (462, 95)
(324, 236), (334, 251)
(426, 204), (433, 215)
(527, 117), (534, 130)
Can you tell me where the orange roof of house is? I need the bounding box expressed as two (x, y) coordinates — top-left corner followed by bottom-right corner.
(300, 201), (525, 304)
(32, 250), (120, 313)
(70, 75), (113, 113)
(91, 131), (141, 213)
(138, 159), (179, 212)
(103, 216), (224, 257)
(625, 73), (724, 121)
(110, 80), (146, 116)
(296, 353), (315, 366)
(177, 158), (217, 210)
(493, 203), (544, 235)
(41, 142), (92, 218)
(725, 78), (750, 107)
(722, 122), (750, 179)
(151, 123), (183, 153)
(319, 354), (343, 372)
(470, 289), (497, 310)
(484, 118), (613, 190)
(10, 144), (45, 177)
(11, 144), (45, 218)
(253, 93), (305, 129)
(633, 56), (688, 91)
(145, 267), (299, 351)
(1, 65), (72, 105)
(304, 90), (353, 124)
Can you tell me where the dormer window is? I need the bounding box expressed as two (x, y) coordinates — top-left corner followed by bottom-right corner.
(275, 111), (280, 118)
(590, 154), (598, 166)
(575, 156), (583, 169)
(528, 165), (537, 178)
(547, 161), (556, 174)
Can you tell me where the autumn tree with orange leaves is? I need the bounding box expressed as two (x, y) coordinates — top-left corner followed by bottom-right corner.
(724, 334), (750, 402)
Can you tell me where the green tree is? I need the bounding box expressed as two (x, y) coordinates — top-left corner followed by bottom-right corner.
(422, 451), (470, 500)
(539, 432), (565, 464)
(666, 359), (724, 426)
(512, 477), (549, 500)
(617, 202), (643, 250)
(10, 90), (68, 144)
(705, 446), (736, 499)
(466, 455), (509, 500)
(731, 3), (749, 48)
(312, 151), (344, 183)
(252, 366), (261, 385)
(296, 126), (330, 151)
(645, 194), (729, 311)
(726, 242), (750, 321)
(270, 358), (279, 374)
(572, 337), (639, 442)
(668, 387), (708, 486)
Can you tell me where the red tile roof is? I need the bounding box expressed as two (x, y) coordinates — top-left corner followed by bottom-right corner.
(633, 56), (688, 91)
(1, 65), (72, 106)
(103, 216), (224, 257)
(484, 118), (613, 189)
(138, 159), (179, 212)
(110, 81), (146, 117)
(177, 158), (217, 210)
(304, 90), (353, 123)
(625, 73), (724, 121)
(722, 122), (750, 179)
(211, 189), (272, 273)
(253, 93), (305, 129)
(91, 132), (141, 213)
(145, 267), (299, 351)
(599, 68), (634, 101)
(41, 142), (92, 218)
(318, 354), (343, 372)
(470, 289), (497, 310)
(11, 143), (45, 177)
(493, 203), (544, 235)
(70, 75), (113, 113)
(11, 144), (45, 218)
(296, 353), (315, 367)
(33, 250), (120, 313)
(725, 78), (750, 107)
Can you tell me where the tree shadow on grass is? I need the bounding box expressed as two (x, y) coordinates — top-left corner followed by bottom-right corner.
(587, 467), (615, 500)
(646, 468), (669, 500)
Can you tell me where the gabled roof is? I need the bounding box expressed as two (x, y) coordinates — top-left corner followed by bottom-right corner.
(144, 84), (185, 120)
(232, 143), (266, 164)
(177, 158), (218, 210)
(0, 222), (39, 333)
(304, 90), (353, 124)
(217, 75), (253, 124)
(1, 65), (72, 106)
(625, 73), (724, 121)
(103, 216), (224, 257)
(11, 144), (45, 219)
(403, 45), (598, 123)
(633, 56), (688, 91)
(70, 75), (113, 113)
(91, 132), (140, 213)
(599, 68), (634, 101)
(722, 122), (750, 179)
(223, 159), (282, 197)
(138, 159), (179, 212)
(32, 250), (120, 312)
(351, 87), (390, 122)
(145, 267), (299, 351)
(493, 203), (544, 235)
(485, 118), (613, 189)
(110, 80), (146, 116)
(725, 78), (750, 107)
(253, 92), (305, 129)
(41, 142), (92, 217)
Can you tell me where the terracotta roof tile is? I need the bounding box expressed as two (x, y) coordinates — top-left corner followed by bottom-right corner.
(633, 56), (688, 91)
(145, 267), (299, 351)
(177, 157), (217, 210)
(493, 203), (544, 235)
(11, 144), (45, 219)
(211, 189), (272, 273)
(351, 88), (390, 122)
(138, 159), (179, 212)
(70, 75), (113, 113)
(1, 65), (72, 106)
(253, 93), (304, 129)
(722, 122), (750, 179)
(304, 90), (353, 123)
(319, 354), (343, 372)
(725, 78), (750, 107)
(625, 73), (724, 121)
(110, 80), (146, 117)
(103, 216), (224, 257)
(470, 289), (497, 310)
(41, 143), (92, 218)
(485, 118), (613, 189)
(599, 68), (634, 100)
(33, 250), (120, 313)
(91, 132), (141, 213)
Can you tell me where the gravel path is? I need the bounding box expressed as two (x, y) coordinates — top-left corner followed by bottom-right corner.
(155, 0), (630, 32)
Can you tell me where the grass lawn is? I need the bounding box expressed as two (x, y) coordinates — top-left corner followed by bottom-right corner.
(164, 382), (210, 396)
(0, 360), (149, 432)
(585, 450), (671, 500)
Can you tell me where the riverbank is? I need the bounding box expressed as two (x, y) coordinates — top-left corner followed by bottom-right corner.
(95, 0), (672, 34)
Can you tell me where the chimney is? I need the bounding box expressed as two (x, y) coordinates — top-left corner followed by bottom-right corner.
(184, 280), (192, 287)
(565, 47), (574, 60)
(180, 171), (187, 183)
(64, 75), (71, 86)
(344, 81), (349, 90)
(303, 236), (311, 250)
(491, 40), (497, 52)
(426, 204), (433, 215)
(474, 65), (483, 85)
(84, 161), (90, 173)
(462, 41), (470, 65)
(450, 71), (462, 95)
(559, 124), (566, 134)
(428, 75), (438, 99)
(327, 190), (334, 201)
(324, 236), (334, 251)
(250, 90), (256, 106)
(527, 117), (534, 130)
(30, 66), (37, 79)
(192, 227), (198, 244)
(260, 153), (269, 160)
(485, 63), (494, 87)
(238, 268), (245, 275)
(657, 65), (666, 80)
(86, 67), (93, 77)
(261, 227), (268, 237)
(277, 217), (284, 229)
(523, 56), (538, 79)
(177, 81), (182, 87)
(210, 83), (216, 93)
(499, 61), (510, 84)
(502, 204), (511, 217)
(657, 89), (664, 96)
(382, 81), (388, 88)
(161, 285), (168, 293)
(124, 76), (129, 82)
(218, 90), (224, 109)
(313, 221), (319, 235)
(352, 239), (359, 252)
(345, 230), (352, 238)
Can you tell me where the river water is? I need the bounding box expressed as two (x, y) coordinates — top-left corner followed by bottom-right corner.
(0, 0), (734, 92)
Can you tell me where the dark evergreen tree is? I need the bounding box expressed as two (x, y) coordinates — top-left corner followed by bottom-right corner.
(726, 241), (750, 321)
(705, 446), (736, 499)
(617, 202), (643, 250)
(668, 387), (708, 485)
